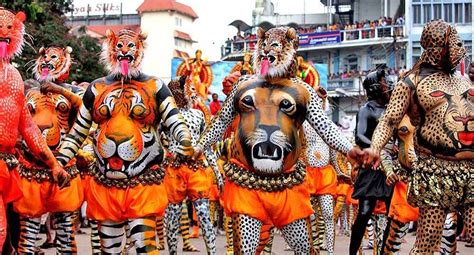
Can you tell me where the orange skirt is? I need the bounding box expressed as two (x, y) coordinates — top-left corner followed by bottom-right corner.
(345, 186), (359, 205)
(13, 172), (83, 218)
(0, 162), (22, 204)
(222, 180), (313, 228)
(85, 177), (168, 222)
(336, 183), (351, 196)
(389, 182), (419, 223)
(164, 164), (210, 204)
(305, 165), (338, 196)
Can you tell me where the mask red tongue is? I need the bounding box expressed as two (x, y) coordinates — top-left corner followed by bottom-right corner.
(120, 59), (129, 76)
(0, 41), (7, 59)
(109, 156), (124, 170)
(41, 67), (49, 80)
(458, 132), (474, 146)
(260, 58), (270, 76)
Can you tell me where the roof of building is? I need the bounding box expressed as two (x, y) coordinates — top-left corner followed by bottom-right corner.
(137, 0), (198, 19)
(174, 30), (194, 42)
(86, 24), (141, 38)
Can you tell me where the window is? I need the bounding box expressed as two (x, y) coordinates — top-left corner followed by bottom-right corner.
(433, 4), (442, 20)
(454, 3), (463, 23)
(423, 4), (431, 23)
(413, 5), (422, 24)
(175, 17), (182, 27)
(174, 38), (185, 47)
(444, 4), (452, 22)
(466, 3), (472, 23)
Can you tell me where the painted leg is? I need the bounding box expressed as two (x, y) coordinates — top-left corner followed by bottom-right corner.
(193, 198), (216, 254)
(333, 195), (345, 223)
(373, 214), (388, 255)
(319, 194), (335, 255)
(126, 217), (158, 255)
(349, 199), (376, 255)
(311, 196), (324, 251)
(464, 205), (474, 248)
(123, 220), (133, 253)
(410, 207), (447, 254)
(0, 198), (6, 253)
(180, 202), (199, 252)
(54, 211), (78, 254)
(224, 215), (234, 255)
(280, 218), (315, 255)
(155, 216), (165, 250)
(165, 202), (182, 255)
(89, 220), (101, 255)
(17, 216), (41, 254)
(383, 219), (409, 254)
(98, 220), (126, 254)
(440, 212), (457, 254)
(258, 224), (275, 254)
(232, 214), (262, 255)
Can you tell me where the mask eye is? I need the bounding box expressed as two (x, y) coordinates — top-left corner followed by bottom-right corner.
(271, 42), (279, 47)
(131, 105), (146, 117)
(399, 126), (408, 134)
(56, 102), (69, 113)
(241, 95), (255, 110)
(262, 42), (267, 47)
(429, 90), (446, 97)
(117, 42), (123, 48)
(51, 55), (57, 59)
(127, 42), (135, 48)
(7, 25), (12, 29)
(27, 103), (35, 114)
(280, 99), (295, 114)
(98, 105), (110, 117)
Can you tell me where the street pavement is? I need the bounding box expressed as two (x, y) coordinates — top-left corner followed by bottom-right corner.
(39, 228), (474, 254)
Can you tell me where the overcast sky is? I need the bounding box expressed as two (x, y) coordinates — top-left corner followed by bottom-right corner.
(69, 0), (325, 59)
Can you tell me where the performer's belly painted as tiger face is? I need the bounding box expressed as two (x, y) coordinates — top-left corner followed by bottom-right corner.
(232, 78), (308, 175)
(90, 78), (164, 179)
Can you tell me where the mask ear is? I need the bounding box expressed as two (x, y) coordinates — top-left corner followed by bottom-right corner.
(64, 46), (73, 54)
(106, 29), (117, 44)
(38, 47), (46, 56)
(257, 27), (266, 40)
(286, 27), (298, 49)
(15, 11), (26, 22)
(139, 32), (148, 42)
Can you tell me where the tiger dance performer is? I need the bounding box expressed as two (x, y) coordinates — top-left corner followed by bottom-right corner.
(163, 75), (220, 254)
(363, 20), (474, 254)
(55, 29), (194, 254)
(0, 8), (69, 252)
(303, 86), (352, 255)
(13, 46), (85, 254)
(194, 26), (362, 254)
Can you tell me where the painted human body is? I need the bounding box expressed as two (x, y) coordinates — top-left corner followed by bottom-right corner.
(0, 8), (69, 252)
(163, 76), (217, 254)
(195, 26), (358, 254)
(14, 46), (85, 254)
(55, 29), (193, 254)
(365, 20), (474, 254)
(349, 69), (394, 255)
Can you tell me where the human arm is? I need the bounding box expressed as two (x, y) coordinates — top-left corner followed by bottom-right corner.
(56, 85), (94, 166)
(155, 79), (194, 157)
(355, 107), (372, 148)
(19, 99), (70, 187)
(365, 80), (412, 168)
(193, 76), (242, 158)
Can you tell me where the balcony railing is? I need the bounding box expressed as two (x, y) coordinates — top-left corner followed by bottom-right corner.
(221, 25), (405, 57)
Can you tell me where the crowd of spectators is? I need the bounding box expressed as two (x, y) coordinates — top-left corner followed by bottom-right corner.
(328, 67), (404, 80)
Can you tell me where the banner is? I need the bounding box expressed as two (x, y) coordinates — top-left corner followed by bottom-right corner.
(299, 31), (341, 47)
(314, 63), (328, 89)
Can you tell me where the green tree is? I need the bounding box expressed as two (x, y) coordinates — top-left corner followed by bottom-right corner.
(1, 0), (107, 82)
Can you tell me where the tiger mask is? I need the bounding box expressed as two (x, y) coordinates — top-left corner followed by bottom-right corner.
(101, 29), (147, 78)
(233, 79), (308, 175)
(168, 75), (197, 109)
(25, 88), (77, 151)
(34, 46), (72, 82)
(0, 8), (26, 60)
(253, 26), (299, 79)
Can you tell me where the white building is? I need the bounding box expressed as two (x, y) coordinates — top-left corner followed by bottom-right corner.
(67, 0), (199, 81)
